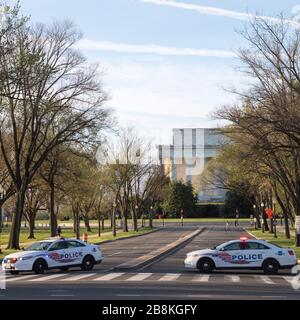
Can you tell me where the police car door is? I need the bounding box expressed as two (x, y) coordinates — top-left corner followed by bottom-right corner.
(217, 241), (243, 268)
(66, 240), (86, 265)
(47, 241), (68, 268)
(243, 241), (268, 267)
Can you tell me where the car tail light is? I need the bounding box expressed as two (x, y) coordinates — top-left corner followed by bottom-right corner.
(288, 250), (295, 256)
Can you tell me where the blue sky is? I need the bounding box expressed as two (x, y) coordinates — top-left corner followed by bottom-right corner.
(13, 0), (300, 144)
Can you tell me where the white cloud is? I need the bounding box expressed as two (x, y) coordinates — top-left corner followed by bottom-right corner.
(78, 39), (236, 58)
(141, 0), (300, 27)
(96, 59), (248, 144)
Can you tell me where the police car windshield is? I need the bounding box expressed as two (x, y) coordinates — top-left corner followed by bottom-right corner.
(212, 244), (223, 250)
(26, 242), (52, 251)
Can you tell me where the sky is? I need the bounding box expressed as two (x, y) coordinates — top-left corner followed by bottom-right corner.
(11, 0), (300, 145)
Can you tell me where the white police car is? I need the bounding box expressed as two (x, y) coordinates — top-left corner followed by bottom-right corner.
(2, 238), (102, 275)
(184, 237), (297, 274)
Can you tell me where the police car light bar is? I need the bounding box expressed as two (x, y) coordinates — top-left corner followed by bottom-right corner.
(240, 237), (248, 241)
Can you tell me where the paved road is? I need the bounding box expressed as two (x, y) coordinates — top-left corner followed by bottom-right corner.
(1, 223), (300, 300)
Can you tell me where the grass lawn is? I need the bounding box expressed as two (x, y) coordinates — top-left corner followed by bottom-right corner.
(0, 227), (156, 260)
(247, 228), (300, 258)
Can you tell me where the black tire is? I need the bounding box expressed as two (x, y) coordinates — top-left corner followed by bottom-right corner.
(59, 266), (69, 271)
(81, 255), (95, 271)
(197, 258), (215, 273)
(9, 271), (19, 275)
(32, 259), (47, 274)
(262, 259), (279, 274)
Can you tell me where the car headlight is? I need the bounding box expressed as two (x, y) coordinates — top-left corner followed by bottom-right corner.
(187, 254), (199, 259)
(19, 256), (33, 261)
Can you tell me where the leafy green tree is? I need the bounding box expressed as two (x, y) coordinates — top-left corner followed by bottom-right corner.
(162, 181), (197, 218)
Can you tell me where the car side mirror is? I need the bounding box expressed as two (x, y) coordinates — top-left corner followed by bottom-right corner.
(219, 247), (225, 251)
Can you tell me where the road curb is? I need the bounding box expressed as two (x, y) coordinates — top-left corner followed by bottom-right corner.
(114, 227), (206, 270)
(93, 228), (161, 245)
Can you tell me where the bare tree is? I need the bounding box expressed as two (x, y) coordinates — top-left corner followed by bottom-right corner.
(0, 6), (111, 248)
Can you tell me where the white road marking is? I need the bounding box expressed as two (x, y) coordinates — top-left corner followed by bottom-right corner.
(117, 294), (141, 297)
(283, 276), (294, 284)
(5, 274), (40, 282)
(29, 274), (68, 282)
(94, 273), (124, 281)
(193, 275), (210, 282)
(257, 275), (275, 285)
(64, 273), (96, 281)
(188, 294), (213, 298)
(226, 275), (240, 282)
(107, 252), (121, 257)
(126, 273), (153, 281)
(158, 273), (181, 281)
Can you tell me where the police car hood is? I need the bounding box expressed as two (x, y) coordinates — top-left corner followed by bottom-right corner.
(4, 250), (46, 259)
(187, 248), (216, 256)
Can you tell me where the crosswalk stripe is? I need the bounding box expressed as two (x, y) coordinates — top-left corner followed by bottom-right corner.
(257, 275), (275, 285)
(126, 273), (153, 281)
(283, 276), (294, 284)
(226, 275), (240, 282)
(94, 273), (124, 281)
(5, 274), (40, 282)
(193, 275), (210, 282)
(158, 273), (181, 281)
(64, 273), (96, 281)
(29, 273), (68, 282)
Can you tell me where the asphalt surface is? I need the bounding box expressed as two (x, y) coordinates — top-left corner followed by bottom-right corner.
(1, 222), (300, 300)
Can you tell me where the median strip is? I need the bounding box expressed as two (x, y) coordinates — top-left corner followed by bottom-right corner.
(114, 228), (205, 270)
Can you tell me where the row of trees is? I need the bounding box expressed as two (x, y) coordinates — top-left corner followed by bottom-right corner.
(205, 16), (300, 245)
(0, 2), (110, 249)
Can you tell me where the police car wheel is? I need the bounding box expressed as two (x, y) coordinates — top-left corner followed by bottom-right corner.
(81, 255), (95, 271)
(33, 259), (47, 274)
(262, 259), (279, 274)
(9, 271), (19, 275)
(197, 258), (214, 273)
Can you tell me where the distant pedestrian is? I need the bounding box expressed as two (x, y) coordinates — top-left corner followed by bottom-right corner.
(235, 210), (239, 226)
(56, 226), (62, 237)
(225, 221), (229, 232)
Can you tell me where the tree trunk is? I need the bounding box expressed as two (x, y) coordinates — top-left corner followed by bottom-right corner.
(98, 214), (101, 237)
(262, 214), (269, 231)
(75, 211), (80, 240)
(28, 214), (35, 239)
(254, 204), (261, 229)
(83, 215), (91, 232)
(132, 209), (138, 232)
(122, 210), (128, 232)
(73, 211), (76, 233)
(7, 189), (26, 249)
(284, 211), (291, 239)
(49, 184), (57, 237)
(101, 217), (105, 231)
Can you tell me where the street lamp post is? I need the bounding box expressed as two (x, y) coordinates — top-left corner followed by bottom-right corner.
(253, 205), (257, 229)
(273, 201), (277, 238)
(135, 205), (139, 232)
(0, 190), (5, 254)
(149, 206), (153, 228)
(261, 202), (265, 233)
(180, 209), (184, 227)
(112, 202), (117, 237)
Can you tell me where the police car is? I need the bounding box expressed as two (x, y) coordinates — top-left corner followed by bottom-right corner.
(2, 238), (102, 275)
(184, 237), (297, 274)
